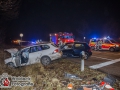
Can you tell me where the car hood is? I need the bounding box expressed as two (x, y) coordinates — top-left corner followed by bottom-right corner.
(4, 57), (12, 64)
(4, 48), (18, 56)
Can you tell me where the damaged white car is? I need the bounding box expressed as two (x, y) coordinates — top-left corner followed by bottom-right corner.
(4, 43), (62, 68)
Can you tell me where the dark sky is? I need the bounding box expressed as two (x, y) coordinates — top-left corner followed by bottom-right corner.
(6, 0), (120, 41)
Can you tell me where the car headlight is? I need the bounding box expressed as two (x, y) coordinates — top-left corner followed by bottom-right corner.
(116, 45), (119, 47)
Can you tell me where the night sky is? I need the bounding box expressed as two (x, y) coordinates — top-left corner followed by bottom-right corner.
(2, 0), (120, 41)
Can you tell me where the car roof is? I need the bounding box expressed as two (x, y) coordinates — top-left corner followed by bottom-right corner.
(21, 43), (51, 49)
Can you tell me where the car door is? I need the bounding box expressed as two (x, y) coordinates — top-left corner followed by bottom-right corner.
(61, 43), (74, 56)
(14, 51), (22, 67)
(19, 48), (30, 66)
(102, 40), (111, 50)
(40, 44), (51, 56)
(29, 46), (42, 64)
(73, 43), (85, 56)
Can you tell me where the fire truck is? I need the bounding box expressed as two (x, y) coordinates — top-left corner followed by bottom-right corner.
(89, 37), (120, 52)
(49, 32), (74, 45)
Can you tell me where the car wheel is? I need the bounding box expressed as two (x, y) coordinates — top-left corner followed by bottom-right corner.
(109, 47), (115, 52)
(84, 52), (89, 60)
(41, 56), (51, 66)
(7, 62), (15, 68)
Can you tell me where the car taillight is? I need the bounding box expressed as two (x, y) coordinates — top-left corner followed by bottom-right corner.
(53, 49), (59, 54)
(88, 49), (91, 52)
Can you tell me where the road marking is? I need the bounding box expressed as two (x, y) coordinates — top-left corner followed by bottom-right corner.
(92, 50), (120, 53)
(91, 56), (112, 60)
(89, 58), (120, 69)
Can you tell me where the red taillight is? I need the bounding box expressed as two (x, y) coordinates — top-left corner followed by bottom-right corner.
(53, 49), (59, 54)
(88, 49), (91, 52)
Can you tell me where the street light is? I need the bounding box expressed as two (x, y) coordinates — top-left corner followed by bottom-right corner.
(20, 33), (23, 47)
(84, 37), (86, 42)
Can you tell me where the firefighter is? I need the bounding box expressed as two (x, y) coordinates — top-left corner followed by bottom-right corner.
(98, 40), (103, 50)
(58, 38), (63, 50)
(95, 40), (99, 50)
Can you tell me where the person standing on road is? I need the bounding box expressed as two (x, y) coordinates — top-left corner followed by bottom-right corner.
(58, 38), (63, 51)
(98, 40), (103, 50)
(95, 40), (99, 50)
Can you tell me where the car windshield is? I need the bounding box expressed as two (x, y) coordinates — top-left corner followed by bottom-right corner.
(63, 36), (73, 39)
(91, 39), (96, 42)
(110, 39), (116, 43)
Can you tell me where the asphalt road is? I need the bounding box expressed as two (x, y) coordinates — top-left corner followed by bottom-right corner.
(66, 50), (120, 80)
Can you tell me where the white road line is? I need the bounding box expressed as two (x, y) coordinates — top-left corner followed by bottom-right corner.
(89, 58), (120, 69)
(93, 51), (120, 55)
(91, 56), (112, 60)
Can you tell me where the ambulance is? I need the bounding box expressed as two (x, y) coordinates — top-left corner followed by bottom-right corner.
(89, 37), (120, 52)
(49, 32), (74, 45)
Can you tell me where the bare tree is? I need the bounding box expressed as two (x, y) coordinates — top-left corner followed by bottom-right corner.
(0, 0), (21, 43)
(0, 0), (21, 21)
(0, 27), (6, 44)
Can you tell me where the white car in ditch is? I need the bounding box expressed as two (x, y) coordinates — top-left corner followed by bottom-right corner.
(4, 43), (62, 67)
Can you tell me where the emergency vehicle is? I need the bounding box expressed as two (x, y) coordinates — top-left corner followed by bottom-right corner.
(89, 37), (120, 52)
(49, 32), (74, 45)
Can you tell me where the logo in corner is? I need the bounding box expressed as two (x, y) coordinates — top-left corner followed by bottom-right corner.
(0, 73), (11, 88)
(2, 77), (10, 86)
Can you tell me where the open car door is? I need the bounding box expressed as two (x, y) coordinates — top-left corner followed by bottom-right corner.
(61, 43), (74, 57)
(21, 51), (29, 66)
(15, 50), (29, 67)
(15, 48), (29, 67)
(14, 51), (21, 67)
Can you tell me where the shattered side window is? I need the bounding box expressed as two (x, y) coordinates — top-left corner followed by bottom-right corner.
(36, 46), (42, 51)
(22, 48), (30, 53)
(30, 46), (37, 53)
(74, 44), (85, 49)
(63, 43), (73, 49)
(41, 45), (50, 50)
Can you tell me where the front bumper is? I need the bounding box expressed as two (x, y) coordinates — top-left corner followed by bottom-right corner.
(115, 47), (120, 51)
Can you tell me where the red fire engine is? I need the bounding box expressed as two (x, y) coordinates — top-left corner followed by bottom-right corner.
(49, 32), (74, 44)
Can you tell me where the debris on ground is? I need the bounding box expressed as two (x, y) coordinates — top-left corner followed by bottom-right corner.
(0, 48), (120, 90)
(65, 72), (82, 80)
(77, 75), (116, 90)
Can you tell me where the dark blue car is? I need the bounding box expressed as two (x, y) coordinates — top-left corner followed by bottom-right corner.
(61, 42), (92, 60)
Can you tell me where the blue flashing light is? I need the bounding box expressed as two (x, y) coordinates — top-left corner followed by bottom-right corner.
(32, 41), (35, 44)
(107, 36), (110, 39)
(104, 37), (107, 39)
(93, 37), (96, 39)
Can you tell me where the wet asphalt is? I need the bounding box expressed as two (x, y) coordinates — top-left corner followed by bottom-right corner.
(66, 50), (120, 80)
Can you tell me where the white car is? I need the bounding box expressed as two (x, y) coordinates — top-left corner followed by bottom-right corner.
(4, 43), (62, 67)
